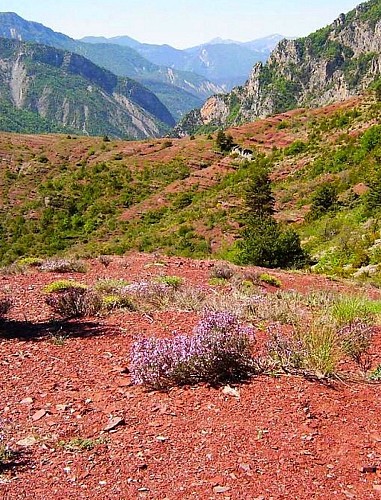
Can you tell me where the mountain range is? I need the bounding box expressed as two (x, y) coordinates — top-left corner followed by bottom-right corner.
(81, 34), (285, 90)
(0, 12), (283, 122)
(0, 12), (221, 121)
(0, 37), (174, 138)
(177, 0), (381, 134)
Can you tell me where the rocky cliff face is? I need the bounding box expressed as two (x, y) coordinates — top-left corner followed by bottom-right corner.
(179, 0), (381, 134)
(0, 38), (174, 138)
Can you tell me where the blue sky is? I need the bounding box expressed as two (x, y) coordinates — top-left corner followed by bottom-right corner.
(2, 0), (361, 48)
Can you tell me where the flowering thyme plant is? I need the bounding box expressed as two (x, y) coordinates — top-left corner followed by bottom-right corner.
(130, 311), (256, 389)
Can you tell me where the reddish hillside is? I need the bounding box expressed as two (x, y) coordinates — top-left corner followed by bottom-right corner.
(1, 253), (381, 499)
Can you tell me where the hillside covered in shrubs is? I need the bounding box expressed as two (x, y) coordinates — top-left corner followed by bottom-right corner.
(1, 90), (381, 281)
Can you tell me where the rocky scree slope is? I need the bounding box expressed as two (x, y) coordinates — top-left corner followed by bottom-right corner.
(177, 0), (381, 134)
(0, 37), (175, 138)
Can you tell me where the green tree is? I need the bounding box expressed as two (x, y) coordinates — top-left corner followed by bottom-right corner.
(244, 167), (275, 219)
(215, 130), (234, 152)
(364, 165), (381, 215)
(307, 183), (338, 220)
(239, 163), (307, 268)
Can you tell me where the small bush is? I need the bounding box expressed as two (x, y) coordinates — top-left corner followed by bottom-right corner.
(303, 322), (340, 377)
(94, 278), (130, 293)
(338, 320), (373, 370)
(267, 324), (306, 372)
(209, 262), (236, 280)
(369, 364), (381, 381)
(44, 280), (88, 293)
(209, 277), (229, 286)
(130, 311), (257, 389)
(170, 286), (207, 312)
(17, 257), (43, 268)
(307, 183), (338, 221)
(58, 437), (104, 452)
(46, 288), (102, 318)
(102, 294), (136, 311)
(0, 423), (14, 465)
(40, 258), (87, 273)
(259, 273), (282, 287)
(267, 320), (340, 378)
(0, 263), (26, 276)
(0, 298), (12, 319)
(155, 275), (184, 289)
(98, 255), (112, 267)
(284, 140), (308, 156)
(122, 281), (173, 311)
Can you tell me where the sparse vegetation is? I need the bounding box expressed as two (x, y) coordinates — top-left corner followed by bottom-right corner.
(154, 275), (184, 289)
(58, 437), (105, 452)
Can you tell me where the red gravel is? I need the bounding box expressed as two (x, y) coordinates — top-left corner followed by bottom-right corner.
(1, 253), (381, 499)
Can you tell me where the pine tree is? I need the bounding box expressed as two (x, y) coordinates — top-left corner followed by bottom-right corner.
(239, 163), (307, 268)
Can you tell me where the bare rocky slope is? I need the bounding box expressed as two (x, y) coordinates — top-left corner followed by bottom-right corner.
(176, 0), (381, 134)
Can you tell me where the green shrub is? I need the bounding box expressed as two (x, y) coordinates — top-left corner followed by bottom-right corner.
(215, 130), (234, 152)
(58, 437), (104, 452)
(239, 162), (307, 269)
(307, 183), (339, 220)
(208, 277), (229, 286)
(102, 294), (136, 311)
(268, 321), (339, 377)
(284, 140), (308, 156)
(155, 275), (184, 289)
(369, 364), (381, 381)
(16, 257), (43, 268)
(44, 280), (88, 293)
(360, 125), (381, 152)
(330, 296), (381, 326)
(94, 278), (129, 293)
(240, 218), (307, 269)
(259, 273), (282, 287)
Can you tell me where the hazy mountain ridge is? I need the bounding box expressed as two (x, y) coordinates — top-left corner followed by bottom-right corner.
(177, 0), (381, 134)
(81, 34), (285, 90)
(0, 37), (175, 138)
(0, 12), (223, 119)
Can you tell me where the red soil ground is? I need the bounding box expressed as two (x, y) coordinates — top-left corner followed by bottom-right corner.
(1, 253), (381, 499)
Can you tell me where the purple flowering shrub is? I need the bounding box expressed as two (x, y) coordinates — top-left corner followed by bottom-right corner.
(130, 311), (256, 389)
(40, 258), (87, 273)
(122, 281), (174, 311)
